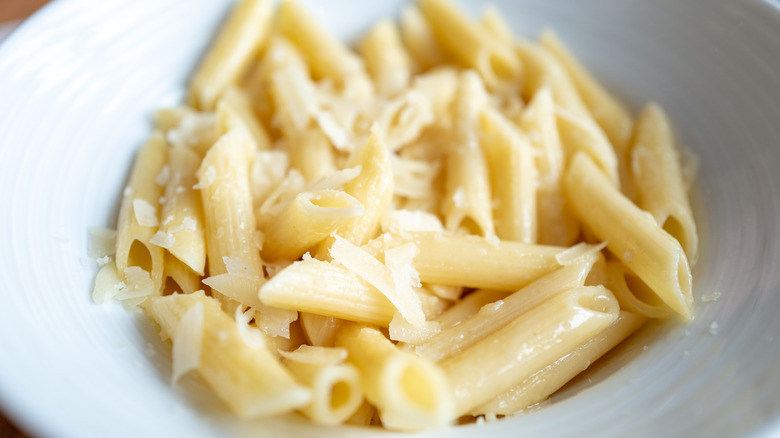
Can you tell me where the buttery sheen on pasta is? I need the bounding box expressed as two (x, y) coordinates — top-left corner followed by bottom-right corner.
(90, 0), (698, 431)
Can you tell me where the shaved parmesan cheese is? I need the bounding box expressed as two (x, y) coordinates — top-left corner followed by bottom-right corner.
(132, 199), (158, 227)
(203, 272), (263, 309)
(150, 230), (175, 249)
(234, 307), (266, 349)
(96, 256), (110, 267)
(306, 166), (362, 192)
(156, 164), (171, 186)
(251, 150), (289, 206)
(330, 235), (426, 326)
(115, 266), (155, 301)
(166, 112), (217, 149)
(193, 165), (216, 190)
(389, 312), (441, 343)
(382, 209), (444, 234)
(91, 262), (123, 304)
(170, 216), (197, 233)
(392, 155), (439, 199)
(172, 301), (203, 383)
(255, 303), (298, 339)
(278, 345), (347, 365)
(88, 227), (117, 258)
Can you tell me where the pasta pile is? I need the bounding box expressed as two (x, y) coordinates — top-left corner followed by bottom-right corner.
(90, 0), (698, 430)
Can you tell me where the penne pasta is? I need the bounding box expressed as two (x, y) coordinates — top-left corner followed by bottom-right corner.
(563, 153), (693, 319)
(360, 20), (413, 97)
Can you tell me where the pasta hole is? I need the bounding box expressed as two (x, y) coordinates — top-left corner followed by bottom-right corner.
(329, 380), (352, 410)
(624, 274), (665, 307)
(662, 216), (686, 250)
(163, 276), (183, 296)
(127, 239), (153, 273)
(400, 364), (436, 411)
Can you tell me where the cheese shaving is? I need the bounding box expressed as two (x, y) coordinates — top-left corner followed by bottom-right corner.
(203, 272), (263, 309)
(91, 262), (123, 304)
(234, 306), (266, 349)
(172, 301), (203, 383)
(87, 227), (117, 258)
(389, 312), (441, 344)
(255, 303), (298, 339)
(132, 199), (158, 227)
(150, 230), (176, 249)
(330, 235), (426, 326)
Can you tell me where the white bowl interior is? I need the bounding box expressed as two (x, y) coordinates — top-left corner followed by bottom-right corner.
(1, 0), (780, 437)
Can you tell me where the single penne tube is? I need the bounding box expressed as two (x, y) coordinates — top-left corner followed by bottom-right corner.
(441, 71), (494, 237)
(269, 59), (318, 135)
(335, 324), (454, 431)
(473, 310), (646, 415)
(630, 103), (698, 264)
(317, 126), (394, 255)
(259, 258), (396, 326)
(157, 145), (206, 275)
(557, 106), (620, 187)
(276, 0), (366, 86)
(198, 129), (264, 278)
(188, 0), (274, 110)
(359, 20), (412, 97)
(563, 152), (693, 319)
(406, 231), (564, 291)
(480, 107), (538, 243)
(433, 289), (510, 329)
(417, 0), (521, 91)
(115, 132), (167, 295)
(281, 355), (364, 426)
(605, 261), (674, 319)
(399, 5), (445, 72)
(261, 189), (365, 262)
(442, 285), (619, 416)
(539, 29), (633, 153)
(143, 291), (311, 418)
(414, 254), (598, 362)
(163, 252), (202, 294)
(520, 86), (563, 186)
(215, 86), (272, 151)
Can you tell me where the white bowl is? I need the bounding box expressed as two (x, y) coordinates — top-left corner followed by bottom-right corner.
(1, 0), (780, 436)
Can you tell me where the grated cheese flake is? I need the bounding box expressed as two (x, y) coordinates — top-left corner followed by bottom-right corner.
(150, 230), (176, 249)
(88, 227), (117, 258)
(132, 199), (158, 227)
(203, 272), (263, 309)
(255, 303), (298, 339)
(330, 235), (426, 326)
(234, 306), (266, 349)
(91, 262), (123, 304)
(389, 312), (441, 343)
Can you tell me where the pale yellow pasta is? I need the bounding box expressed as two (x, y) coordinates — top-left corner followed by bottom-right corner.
(115, 132), (167, 295)
(399, 5), (446, 72)
(539, 30), (634, 152)
(163, 252), (201, 294)
(261, 189), (364, 262)
(605, 261), (674, 319)
(285, 128), (337, 183)
(157, 145), (206, 275)
(480, 5), (514, 44)
(277, 0), (368, 88)
(414, 253), (598, 362)
(563, 152), (693, 319)
(299, 312), (343, 347)
(259, 258), (396, 326)
(473, 311), (646, 415)
(360, 20), (413, 97)
(318, 126), (394, 253)
(335, 323), (454, 430)
(557, 106), (620, 187)
(407, 231), (564, 291)
(441, 71), (495, 237)
(631, 103), (698, 264)
(515, 40), (588, 114)
(480, 107), (538, 243)
(282, 355), (364, 426)
(198, 129), (264, 279)
(143, 291), (311, 418)
(215, 86), (272, 151)
(417, 0), (521, 91)
(432, 289), (510, 329)
(188, 0), (274, 110)
(443, 285), (619, 416)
